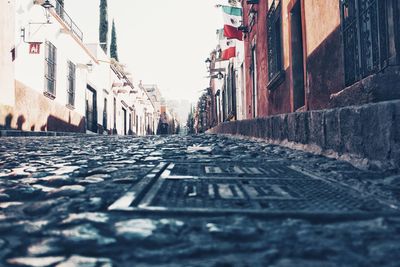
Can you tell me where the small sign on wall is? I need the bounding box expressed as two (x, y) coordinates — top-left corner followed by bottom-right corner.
(29, 42), (42, 54)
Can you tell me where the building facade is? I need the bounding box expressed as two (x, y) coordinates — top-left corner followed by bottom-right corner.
(0, 0), (158, 136)
(242, 0), (400, 118)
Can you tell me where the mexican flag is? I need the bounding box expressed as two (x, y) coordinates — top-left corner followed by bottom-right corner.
(222, 6), (243, 41)
(218, 29), (236, 60)
(221, 40), (236, 60)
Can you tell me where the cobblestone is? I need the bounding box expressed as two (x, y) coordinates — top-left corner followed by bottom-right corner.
(0, 134), (399, 266)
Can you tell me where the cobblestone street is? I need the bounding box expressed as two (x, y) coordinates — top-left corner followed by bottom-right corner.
(1, 134), (400, 267)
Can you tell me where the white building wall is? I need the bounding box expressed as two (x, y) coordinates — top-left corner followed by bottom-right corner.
(14, 0), (93, 117)
(86, 44), (112, 132)
(0, 0), (15, 107)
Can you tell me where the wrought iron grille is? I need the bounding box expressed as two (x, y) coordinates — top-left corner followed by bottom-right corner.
(45, 41), (57, 96)
(67, 61), (76, 106)
(267, 1), (283, 82)
(341, 0), (389, 86)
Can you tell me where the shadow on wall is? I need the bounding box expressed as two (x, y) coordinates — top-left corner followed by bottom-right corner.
(0, 113), (85, 133)
(5, 114), (13, 129)
(17, 115), (26, 130)
(306, 25), (345, 110)
(47, 115), (86, 133)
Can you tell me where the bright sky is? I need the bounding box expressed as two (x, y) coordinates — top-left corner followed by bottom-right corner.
(65, 0), (223, 104)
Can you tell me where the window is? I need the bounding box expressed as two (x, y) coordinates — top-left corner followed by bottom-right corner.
(44, 41), (57, 96)
(341, 0), (389, 86)
(67, 61), (76, 107)
(267, 0), (285, 90)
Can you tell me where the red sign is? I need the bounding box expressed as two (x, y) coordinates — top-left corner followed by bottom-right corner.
(29, 43), (41, 54)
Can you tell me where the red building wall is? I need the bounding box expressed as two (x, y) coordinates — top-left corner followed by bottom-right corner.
(242, 0), (345, 117)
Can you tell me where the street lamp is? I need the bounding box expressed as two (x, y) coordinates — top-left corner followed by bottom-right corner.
(205, 58), (211, 71)
(41, 0), (54, 23)
(217, 71), (224, 80)
(86, 61), (93, 72)
(238, 25), (249, 33)
(41, 0), (54, 9)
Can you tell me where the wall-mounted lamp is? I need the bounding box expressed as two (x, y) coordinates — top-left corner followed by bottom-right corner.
(76, 61), (93, 72)
(238, 25), (249, 33)
(246, 0), (259, 4)
(41, 0), (54, 9)
(20, 28), (26, 42)
(205, 58), (211, 71)
(41, 0), (54, 23)
(86, 61), (93, 72)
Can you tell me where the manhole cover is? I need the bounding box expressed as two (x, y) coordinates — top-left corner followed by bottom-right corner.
(166, 162), (306, 178)
(109, 162), (396, 217)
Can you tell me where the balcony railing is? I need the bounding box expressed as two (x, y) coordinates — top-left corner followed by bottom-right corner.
(52, 0), (84, 41)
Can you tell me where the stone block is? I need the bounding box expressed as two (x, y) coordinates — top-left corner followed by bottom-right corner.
(360, 102), (394, 160)
(295, 112), (309, 144)
(255, 118), (263, 138)
(246, 120), (254, 136)
(279, 114), (288, 141)
(308, 110), (325, 148)
(391, 101), (400, 169)
(324, 109), (341, 151)
(271, 116), (280, 140)
(264, 117), (272, 139)
(287, 113), (296, 142)
(339, 106), (363, 156)
(260, 118), (269, 139)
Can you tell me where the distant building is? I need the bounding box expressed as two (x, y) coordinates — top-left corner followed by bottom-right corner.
(166, 99), (191, 126)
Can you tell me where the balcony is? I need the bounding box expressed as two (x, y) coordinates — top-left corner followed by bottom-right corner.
(49, 0), (84, 41)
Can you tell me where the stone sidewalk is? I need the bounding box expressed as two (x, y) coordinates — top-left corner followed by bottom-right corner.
(0, 134), (399, 266)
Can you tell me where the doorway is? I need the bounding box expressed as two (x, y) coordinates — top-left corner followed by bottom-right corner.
(290, 0), (305, 111)
(129, 113), (132, 135)
(122, 107), (127, 135)
(85, 85), (97, 133)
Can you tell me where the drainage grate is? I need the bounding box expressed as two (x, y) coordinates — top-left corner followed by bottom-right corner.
(165, 162), (308, 179)
(109, 162), (396, 217)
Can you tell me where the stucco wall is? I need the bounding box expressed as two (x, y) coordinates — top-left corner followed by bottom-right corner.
(0, 81), (85, 132)
(14, 0), (94, 117)
(242, 0), (345, 116)
(303, 0), (345, 110)
(0, 0), (15, 107)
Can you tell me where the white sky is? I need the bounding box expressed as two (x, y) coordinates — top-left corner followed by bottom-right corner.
(65, 0), (223, 104)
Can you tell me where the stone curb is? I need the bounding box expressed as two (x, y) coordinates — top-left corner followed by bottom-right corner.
(0, 130), (87, 137)
(208, 100), (400, 171)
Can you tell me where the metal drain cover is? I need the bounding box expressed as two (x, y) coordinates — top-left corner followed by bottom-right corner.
(109, 162), (395, 217)
(165, 161), (307, 178)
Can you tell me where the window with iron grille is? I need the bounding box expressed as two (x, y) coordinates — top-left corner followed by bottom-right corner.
(67, 60), (76, 107)
(267, 0), (284, 90)
(44, 41), (57, 96)
(341, 0), (389, 86)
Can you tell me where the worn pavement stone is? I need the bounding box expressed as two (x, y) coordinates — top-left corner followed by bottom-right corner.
(0, 134), (399, 266)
